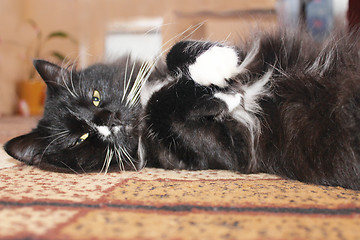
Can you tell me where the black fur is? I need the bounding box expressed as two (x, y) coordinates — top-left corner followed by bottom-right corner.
(4, 29), (360, 189)
(4, 58), (159, 172)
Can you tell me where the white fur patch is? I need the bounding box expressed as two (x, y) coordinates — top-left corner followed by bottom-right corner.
(215, 70), (272, 172)
(188, 46), (239, 87)
(140, 79), (170, 107)
(214, 70), (271, 116)
(242, 70), (272, 113)
(214, 92), (242, 112)
(96, 126), (111, 138)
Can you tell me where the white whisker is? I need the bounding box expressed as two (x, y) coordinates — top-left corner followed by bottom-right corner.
(41, 130), (70, 139)
(60, 161), (80, 174)
(105, 149), (114, 174)
(126, 60), (156, 107)
(122, 60), (137, 103)
(99, 146), (114, 175)
(38, 125), (67, 132)
(99, 147), (108, 174)
(122, 55), (131, 101)
(120, 145), (137, 171)
(69, 63), (79, 97)
(61, 72), (77, 98)
(39, 132), (70, 165)
(78, 163), (87, 174)
(114, 147), (125, 171)
(160, 21), (207, 56)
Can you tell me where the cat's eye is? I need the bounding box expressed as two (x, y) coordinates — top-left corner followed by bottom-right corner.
(75, 133), (89, 145)
(92, 90), (101, 107)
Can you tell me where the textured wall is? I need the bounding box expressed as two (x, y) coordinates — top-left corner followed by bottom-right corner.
(0, 0), (276, 115)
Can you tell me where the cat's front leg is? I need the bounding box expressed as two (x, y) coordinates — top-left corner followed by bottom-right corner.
(166, 40), (241, 88)
(141, 79), (250, 171)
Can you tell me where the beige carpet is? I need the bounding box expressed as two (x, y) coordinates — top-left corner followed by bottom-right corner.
(0, 116), (360, 240)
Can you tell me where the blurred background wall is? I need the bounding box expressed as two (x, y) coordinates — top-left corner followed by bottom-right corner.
(0, 0), (350, 115)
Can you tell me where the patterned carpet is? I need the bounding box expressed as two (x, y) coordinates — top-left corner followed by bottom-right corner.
(1, 116), (360, 240)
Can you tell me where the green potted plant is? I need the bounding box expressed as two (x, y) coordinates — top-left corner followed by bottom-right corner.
(2, 20), (77, 116)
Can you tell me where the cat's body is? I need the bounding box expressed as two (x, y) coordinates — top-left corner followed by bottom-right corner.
(4, 29), (360, 189)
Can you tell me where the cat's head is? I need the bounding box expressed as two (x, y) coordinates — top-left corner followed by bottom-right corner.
(4, 59), (145, 173)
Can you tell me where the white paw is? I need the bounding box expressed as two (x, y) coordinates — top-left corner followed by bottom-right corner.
(188, 46), (239, 88)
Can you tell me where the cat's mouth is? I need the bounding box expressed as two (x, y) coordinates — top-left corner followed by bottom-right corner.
(95, 125), (132, 140)
(96, 125), (118, 138)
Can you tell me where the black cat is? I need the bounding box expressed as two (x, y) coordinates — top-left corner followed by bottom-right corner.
(4, 29), (360, 190)
(4, 58), (166, 173)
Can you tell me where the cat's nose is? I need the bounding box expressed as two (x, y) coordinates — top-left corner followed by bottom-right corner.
(94, 110), (122, 127)
(94, 110), (115, 126)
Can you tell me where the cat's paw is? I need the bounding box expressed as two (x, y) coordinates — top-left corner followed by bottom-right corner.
(188, 46), (240, 88)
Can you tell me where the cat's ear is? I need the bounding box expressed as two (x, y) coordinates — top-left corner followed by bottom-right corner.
(3, 131), (45, 165)
(33, 59), (71, 87)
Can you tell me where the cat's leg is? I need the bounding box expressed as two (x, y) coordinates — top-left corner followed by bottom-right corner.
(141, 79), (251, 171)
(166, 39), (270, 117)
(140, 40), (267, 171)
(166, 40), (242, 88)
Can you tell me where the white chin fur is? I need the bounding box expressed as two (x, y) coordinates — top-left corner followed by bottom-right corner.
(96, 126), (111, 138)
(188, 46), (239, 87)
